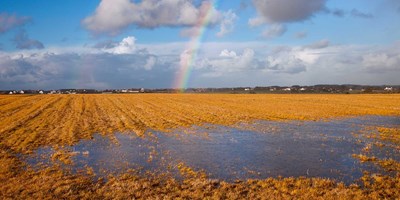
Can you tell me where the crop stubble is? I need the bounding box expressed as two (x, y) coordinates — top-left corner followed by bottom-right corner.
(0, 94), (399, 153)
(1, 94), (400, 199)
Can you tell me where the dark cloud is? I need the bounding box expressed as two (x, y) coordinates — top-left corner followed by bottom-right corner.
(251, 0), (326, 23)
(92, 40), (117, 49)
(327, 8), (373, 19)
(13, 30), (44, 50)
(304, 39), (330, 49)
(83, 0), (223, 35)
(0, 13), (31, 34)
(266, 62), (307, 74)
(1, 41), (399, 90)
(332, 9), (346, 17)
(0, 50), (175, 90)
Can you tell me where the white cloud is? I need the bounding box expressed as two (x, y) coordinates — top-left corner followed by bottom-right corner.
(83, 0), (223, 35)
(105, 36), (136, 54)
(202, 48), (264, 76)
(217, 10), (238, 37)
(248, 17), (266, 27)
(219, 49), (237, 58)
(362, 53), (400, 72)
(1, 41), (400, 89)
(262, 24), (287, 38)
(144, 56), (157, 70)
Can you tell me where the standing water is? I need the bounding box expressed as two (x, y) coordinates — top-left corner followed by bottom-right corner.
(25, 116), (400, 184)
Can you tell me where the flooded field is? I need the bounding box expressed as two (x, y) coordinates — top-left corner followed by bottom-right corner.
(1, 94), (399, 199)
(26, 116), (399, 185)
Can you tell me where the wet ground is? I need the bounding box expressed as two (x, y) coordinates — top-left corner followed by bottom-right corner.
(25, 116), (400, 184)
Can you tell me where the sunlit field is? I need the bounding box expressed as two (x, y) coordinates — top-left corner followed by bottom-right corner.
(1, 94), (400, 199)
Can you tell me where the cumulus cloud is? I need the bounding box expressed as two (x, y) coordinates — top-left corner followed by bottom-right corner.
(217, 10), (238, 37)
(197, 48), (265, 77)
(362, 53), (400, 72)
(250, 0), (326, 24)
(262, 24), (287, 38)
(0, 49), (172, 90)
(265, 47), (308, 74)
(219, 49), (237, 58)
(13, 30), (44, 50)
(1, 40), (400, 90)
(0, 13), (31, 34)
(83, 0), (223, 35)
(105, 36), (136, 54)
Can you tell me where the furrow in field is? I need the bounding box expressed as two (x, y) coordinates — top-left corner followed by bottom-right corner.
(0, 94), (399, 153)
(3, 96), (73, 152)
(0, 96), (61, 135)
(102, 95), (146, 135)
(0, 95), (45, 120)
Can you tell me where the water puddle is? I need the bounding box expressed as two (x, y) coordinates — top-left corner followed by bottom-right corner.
(25, 116), (400, 184)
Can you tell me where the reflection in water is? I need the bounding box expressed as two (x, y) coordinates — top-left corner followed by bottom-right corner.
(26, 116), (400, 183)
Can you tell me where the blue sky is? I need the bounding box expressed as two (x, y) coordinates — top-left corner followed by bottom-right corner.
(0, 0), (399, 90)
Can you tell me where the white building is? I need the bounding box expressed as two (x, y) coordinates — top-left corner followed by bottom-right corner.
(283, 88), (291, 91)
(384, 87), (393, 91)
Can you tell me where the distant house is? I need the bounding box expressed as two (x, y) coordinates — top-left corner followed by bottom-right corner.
(121, 89), (128, 93)
(9, 91), (13, 95)
(140, 88), (145, 93)
(39, 90), (44, 94)
(384, 87), (393, 91)
(300, 88), (306, 91)
(244, 88), (250, 91)
(283, 88), (291, 91)
(19, 90), (24, 94)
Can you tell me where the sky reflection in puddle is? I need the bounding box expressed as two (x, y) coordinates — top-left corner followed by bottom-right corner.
(26, 116), (400, 184)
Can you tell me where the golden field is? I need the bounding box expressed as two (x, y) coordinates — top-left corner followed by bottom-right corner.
(1, 93), (400, 199)
(0, 94), (399, 153)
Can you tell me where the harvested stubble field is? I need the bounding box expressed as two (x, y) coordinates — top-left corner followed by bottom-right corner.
(1, 94), (400, 199)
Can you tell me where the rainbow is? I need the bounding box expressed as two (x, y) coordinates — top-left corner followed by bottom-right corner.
(173, 0), (217, 92)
